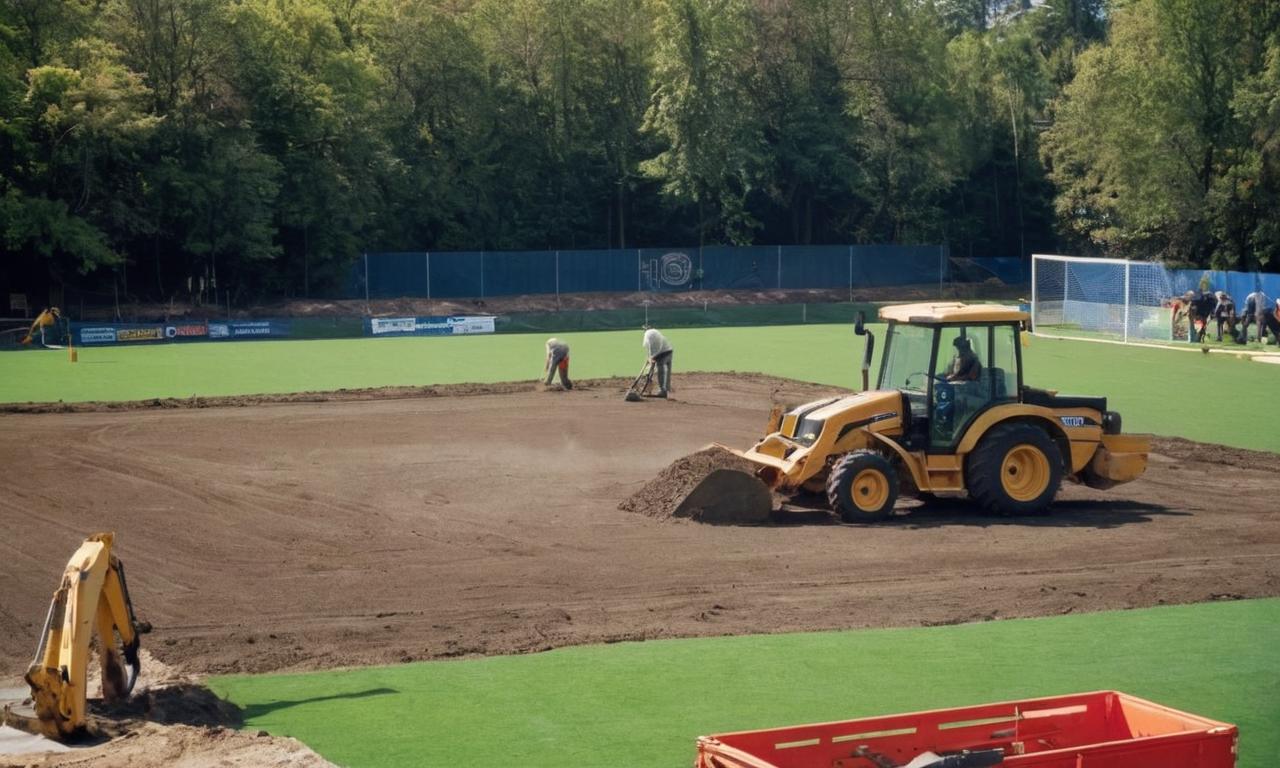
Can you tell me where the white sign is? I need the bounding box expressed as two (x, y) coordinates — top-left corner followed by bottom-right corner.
(447, 316), (495, 335)
(371, 317), (417, 335)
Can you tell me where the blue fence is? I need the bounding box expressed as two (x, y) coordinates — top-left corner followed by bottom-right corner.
(350, 246), (1029, 300)
(1167, 269), (1280, 303)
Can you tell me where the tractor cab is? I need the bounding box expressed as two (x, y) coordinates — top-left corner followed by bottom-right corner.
(871, 303), (1024, 451)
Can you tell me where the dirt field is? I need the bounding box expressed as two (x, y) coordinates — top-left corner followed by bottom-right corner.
(3, 372), (1278, 690)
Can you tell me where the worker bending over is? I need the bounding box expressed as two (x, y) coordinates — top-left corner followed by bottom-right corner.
(543, 337), (573, 390)
(642, 326), (673, 398)
(1240, 290), (1274, 343)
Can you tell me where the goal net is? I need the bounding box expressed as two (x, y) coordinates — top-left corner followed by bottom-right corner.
(1031, 254), (1178, 342)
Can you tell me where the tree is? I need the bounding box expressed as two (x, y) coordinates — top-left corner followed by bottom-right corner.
(1040, 0), (1272, 266)
(643, 0), (765, 245)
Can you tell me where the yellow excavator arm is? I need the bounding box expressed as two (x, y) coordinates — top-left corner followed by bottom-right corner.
(18, 533), (147, 739)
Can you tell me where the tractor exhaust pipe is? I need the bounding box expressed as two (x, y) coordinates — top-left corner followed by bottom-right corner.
(854, 312), (875, 392)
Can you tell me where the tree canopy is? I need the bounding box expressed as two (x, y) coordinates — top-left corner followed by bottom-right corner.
(1, 0), (1275, 306)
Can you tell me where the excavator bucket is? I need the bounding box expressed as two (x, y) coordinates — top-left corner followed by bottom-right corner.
(673, 468), (774, 525)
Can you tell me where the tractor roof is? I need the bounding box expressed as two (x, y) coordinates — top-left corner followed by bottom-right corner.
(878, 302), (1029, 324)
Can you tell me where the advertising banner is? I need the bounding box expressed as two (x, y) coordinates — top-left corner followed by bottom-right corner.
(116, 326), (165, 342)
(205, 320), (290, 339)
(78, 327), (119, 345)
(367, 315), (495, 337)
(165, 322), (208, 339)
(73, 319), (289, 346)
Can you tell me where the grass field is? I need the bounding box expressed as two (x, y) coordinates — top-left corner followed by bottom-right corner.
(2, 325), (1277, 451)
(209, 598), (1280, 768)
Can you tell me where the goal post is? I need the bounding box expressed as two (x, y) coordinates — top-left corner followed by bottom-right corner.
(1031, 254), (1178, 343)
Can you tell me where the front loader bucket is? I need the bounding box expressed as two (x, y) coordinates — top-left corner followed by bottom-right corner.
(673, 469), (774, 525)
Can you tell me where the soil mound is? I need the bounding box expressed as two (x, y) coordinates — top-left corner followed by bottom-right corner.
(1152, 436), (1280, 472)
(619, 446), (774, 524)
(13, 722), (334, 767)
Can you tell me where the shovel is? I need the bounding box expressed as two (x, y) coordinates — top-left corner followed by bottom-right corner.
(624, 361), (654, 402)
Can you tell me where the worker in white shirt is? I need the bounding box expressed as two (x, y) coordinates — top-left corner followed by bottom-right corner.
(642, 326), (673, 398)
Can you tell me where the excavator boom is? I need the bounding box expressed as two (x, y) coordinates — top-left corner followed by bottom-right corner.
(5, 533), (145, 739)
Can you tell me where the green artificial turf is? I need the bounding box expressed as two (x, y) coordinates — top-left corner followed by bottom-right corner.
(2, 325), (1277, 451)
(209, 598), (1280, 768)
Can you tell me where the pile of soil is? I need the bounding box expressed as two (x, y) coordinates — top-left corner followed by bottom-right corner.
(618, 445), (773, 524)
(1151, 436), (1280, 472)
(4, 650), (334, 767)
(15, 722), (333, 767)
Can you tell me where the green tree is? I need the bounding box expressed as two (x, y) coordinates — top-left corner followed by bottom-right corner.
(643, 0), (764, 245)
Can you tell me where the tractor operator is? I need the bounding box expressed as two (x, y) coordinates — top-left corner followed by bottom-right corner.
(642, 326), (673, 398)
(943, 336), (981, 382)
(543, 337), (573, 390)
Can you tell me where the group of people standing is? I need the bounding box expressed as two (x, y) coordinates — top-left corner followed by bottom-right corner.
(542, 326), (674, 397)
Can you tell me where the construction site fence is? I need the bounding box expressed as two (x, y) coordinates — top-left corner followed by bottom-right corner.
(6, 303), (892, 349)
(351, 246), (1028, 300)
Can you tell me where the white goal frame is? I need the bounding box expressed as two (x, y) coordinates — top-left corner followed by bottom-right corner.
(1031, 254), (1178, 344)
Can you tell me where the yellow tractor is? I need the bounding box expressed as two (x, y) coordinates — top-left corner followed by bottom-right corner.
(711, 303), (1149, 522)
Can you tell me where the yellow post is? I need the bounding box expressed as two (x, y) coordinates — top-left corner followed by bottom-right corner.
(68, 340), (77, 363)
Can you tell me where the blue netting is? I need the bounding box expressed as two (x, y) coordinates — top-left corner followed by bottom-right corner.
(354, 244), (988, 299)
(482, 250), (557, 297)
(699, 246), (777, 290)
(429, 251), (484, 298)
(557, 249), (636, 293)
(361, 252), (429, 299)
(1168, 270), (1280, 302)
(780, 245), (851, 289)
(851, 245), (948, 287)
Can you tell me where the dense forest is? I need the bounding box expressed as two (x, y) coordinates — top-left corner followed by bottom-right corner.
(1, 0), (1278, 306)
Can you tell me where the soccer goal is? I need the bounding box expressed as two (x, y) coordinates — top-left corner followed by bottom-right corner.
(1031, 254), (1178, 342)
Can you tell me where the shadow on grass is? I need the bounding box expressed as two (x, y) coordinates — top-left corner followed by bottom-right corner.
(238, 687), (398, 720)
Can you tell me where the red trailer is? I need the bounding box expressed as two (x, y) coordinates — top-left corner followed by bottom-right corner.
(695, 691), (1236, 768)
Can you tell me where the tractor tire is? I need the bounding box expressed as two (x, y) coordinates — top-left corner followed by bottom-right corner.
(966, 423), (1063, 515)
(826, 451), (898, 522)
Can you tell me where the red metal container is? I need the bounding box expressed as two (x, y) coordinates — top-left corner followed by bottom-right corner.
(695, 691), (1236, 768)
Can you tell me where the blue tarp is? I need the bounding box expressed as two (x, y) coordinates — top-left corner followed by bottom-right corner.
(1168, 270), (1280, 304)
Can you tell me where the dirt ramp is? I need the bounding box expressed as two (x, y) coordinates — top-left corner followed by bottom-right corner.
(619, 446), (774, 525)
